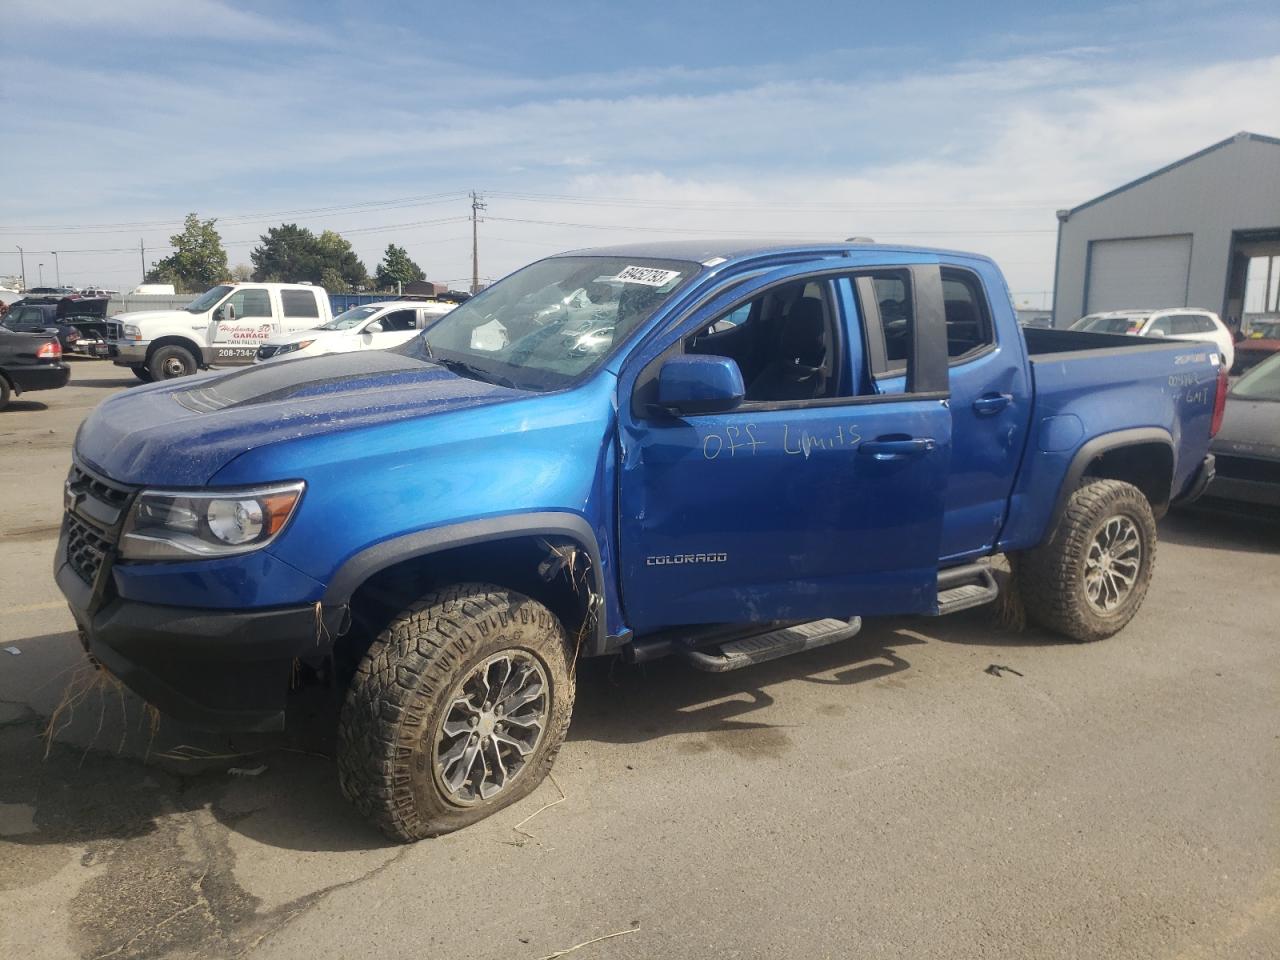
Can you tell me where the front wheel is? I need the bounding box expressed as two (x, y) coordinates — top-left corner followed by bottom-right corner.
(337, 583), (575, 842)
(147, 345), (198, 381)
(1017, 479), (1157, 642)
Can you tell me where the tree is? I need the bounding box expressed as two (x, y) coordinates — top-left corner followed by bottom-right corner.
(145, 213), (228, 292)
(375, 243), (425, 291)
(250, 224), (368, 289)
(230, 263), (253, 281)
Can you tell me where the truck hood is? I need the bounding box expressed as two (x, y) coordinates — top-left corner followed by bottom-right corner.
(75, 351), (527, 486)
(1210, 399), (1280, 461)
(110, 309), (193, 326)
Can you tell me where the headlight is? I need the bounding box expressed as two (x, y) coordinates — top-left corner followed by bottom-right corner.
(275, 339), (315, 356)
(119, 482), (304, 560)
(123, 324), (141, 339)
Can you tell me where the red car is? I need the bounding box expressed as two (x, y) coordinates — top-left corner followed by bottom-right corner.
(1233, 321), (1280, 375)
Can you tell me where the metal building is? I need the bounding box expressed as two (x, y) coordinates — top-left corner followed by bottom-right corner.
(1052, 131), (1280, 330)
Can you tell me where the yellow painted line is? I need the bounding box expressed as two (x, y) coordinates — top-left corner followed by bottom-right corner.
(0, 601), (68, 615)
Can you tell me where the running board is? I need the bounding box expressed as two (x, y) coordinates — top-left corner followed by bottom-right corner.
(680, 617), (862, 673)
(932, 562), (999, 615)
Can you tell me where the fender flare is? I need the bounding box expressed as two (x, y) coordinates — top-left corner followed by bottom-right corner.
(322, 512), (608, 647)
(1047, 427), (1175, 534)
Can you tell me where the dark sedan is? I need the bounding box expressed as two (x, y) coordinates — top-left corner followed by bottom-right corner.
(1203, 353), (1280, 518)
(1, 295), (110, 353)
(0, 327), (71, 409)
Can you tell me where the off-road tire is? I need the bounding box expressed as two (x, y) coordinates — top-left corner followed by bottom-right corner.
(1017, 479), (1157, 642)
(0, 375), (10, 410)
(336, 583), (575, 842)
(130, 364), (154, 382)
(147, 345), (197, 381)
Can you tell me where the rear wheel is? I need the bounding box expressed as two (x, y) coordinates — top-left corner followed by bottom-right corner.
(147, 345), (198, 381)
(0, 375), (10, 410)
(130, 364), (153, 382)
(337, 583), (575, 842)
(1017, 479), (1157, 642)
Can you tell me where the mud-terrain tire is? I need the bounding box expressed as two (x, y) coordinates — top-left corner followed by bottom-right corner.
(1018, 479), (1157, 642)
(337, 583), (575, 842)
(130, 364), (153, 382)
(147, 344), (197, 380)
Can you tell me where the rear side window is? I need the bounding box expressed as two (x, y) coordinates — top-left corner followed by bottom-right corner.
(282, 289), (320, 318)
(1148, 316), (1172, 335)
(869, 274), (913, 368)
(940, 269), (995, 360)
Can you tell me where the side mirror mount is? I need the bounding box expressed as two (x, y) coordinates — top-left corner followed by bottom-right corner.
(652, 354), (745, 417)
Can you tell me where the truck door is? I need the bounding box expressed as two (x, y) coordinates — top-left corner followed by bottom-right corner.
(207, 287), (276, 365)
(616, 262), (952, 634)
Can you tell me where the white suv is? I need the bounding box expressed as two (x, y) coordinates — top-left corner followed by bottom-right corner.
(255, 300), (455, 363)
(1071, 309), (1234, 369)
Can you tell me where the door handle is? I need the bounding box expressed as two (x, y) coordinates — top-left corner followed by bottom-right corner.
(859, 437), (936, 459)
(972, 393), (1013, 415)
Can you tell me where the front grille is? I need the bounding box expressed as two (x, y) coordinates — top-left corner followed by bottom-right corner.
(65, 512), (111, 584)
(63, 462), (135, 587)
(105, 321), (123, 341)
(1215, 455), (1280, 484)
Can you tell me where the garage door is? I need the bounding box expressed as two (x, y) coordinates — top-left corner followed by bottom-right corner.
(1086, 235), (1191, 312)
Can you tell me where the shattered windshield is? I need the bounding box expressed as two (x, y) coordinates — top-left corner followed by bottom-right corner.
(321, 306), (381, 330)
(398, 256), (699, 391)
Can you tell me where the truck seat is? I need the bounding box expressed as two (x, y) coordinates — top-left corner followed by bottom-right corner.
(746, 297), (828, 401)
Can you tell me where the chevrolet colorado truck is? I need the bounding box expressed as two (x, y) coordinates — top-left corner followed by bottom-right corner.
(100, 282), (333, 381)
(57, 242), (1223, 840)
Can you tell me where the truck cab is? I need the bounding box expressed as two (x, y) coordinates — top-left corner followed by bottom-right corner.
(101, 282), (332, 381)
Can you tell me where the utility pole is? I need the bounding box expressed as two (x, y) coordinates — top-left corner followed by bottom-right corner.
(15, 246), (26, 289)
(140, 239), (146, 283)
(53, 251), (61, 287)
(470, 190), (486, 294)
(38, 263), (44, 287)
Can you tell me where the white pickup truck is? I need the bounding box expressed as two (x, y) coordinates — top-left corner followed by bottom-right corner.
(100, 282), (333, 381)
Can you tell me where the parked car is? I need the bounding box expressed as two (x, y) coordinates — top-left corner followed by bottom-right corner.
(59, 241), (1221, 841)
(1232, 320), (1280, 375)
(1201, 352), (1280, 517)
(1071, 309), (1234, 370)
(0, 328), (69, 409)
(1, 295), (110, 353)
(100, 282), (334, 381)
(255, 300), (455, 363)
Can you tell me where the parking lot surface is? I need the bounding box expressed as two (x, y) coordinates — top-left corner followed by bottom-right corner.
(1, 361), (1277, 960)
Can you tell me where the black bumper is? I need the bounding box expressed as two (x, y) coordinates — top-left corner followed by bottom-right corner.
(9, 362), (70, 393)
(1174, 454), (1215, 505)
(55, 556), (333, 733)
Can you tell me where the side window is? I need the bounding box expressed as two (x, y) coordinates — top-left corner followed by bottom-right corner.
(851, 269), (914, 377)
(1194, 315), (1218, 333)
(684, 278), (841, 404)
(281, 289), (320, 318)
(1147, 316), (1173, 335)
(226, 288), (273, 319)
(383, 309), (416, 331)
(940, 268), (995, 360)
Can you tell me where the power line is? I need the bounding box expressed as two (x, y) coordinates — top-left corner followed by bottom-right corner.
(485, 215), (1053, 238)
(484, 190), (1056, 213)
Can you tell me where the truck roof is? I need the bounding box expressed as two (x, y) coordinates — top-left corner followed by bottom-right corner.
(554, 239), (995, 268)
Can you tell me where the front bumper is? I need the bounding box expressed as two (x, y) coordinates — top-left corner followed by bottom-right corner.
(56, 554), (336, 732)
(105, 339), (148, 364)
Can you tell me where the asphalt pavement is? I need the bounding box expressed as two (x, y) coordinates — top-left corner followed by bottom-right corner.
(1, 360), (1277, 960)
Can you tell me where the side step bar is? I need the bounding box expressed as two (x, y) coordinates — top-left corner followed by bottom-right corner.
(932, 561), (999, 615)
(680, 617), (863, 673)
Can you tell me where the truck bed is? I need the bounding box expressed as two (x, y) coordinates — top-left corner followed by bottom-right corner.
(997, 325), (1221, 551)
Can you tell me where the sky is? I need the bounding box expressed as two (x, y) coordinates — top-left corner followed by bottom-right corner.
(2, 0), (1279, 305)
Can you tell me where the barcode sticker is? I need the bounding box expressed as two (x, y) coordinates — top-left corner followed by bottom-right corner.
(612, 265), (681, 287)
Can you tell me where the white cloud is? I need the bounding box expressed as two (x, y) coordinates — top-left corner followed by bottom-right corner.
(2, 43), (1277, 299)
(6, 0), (324, 43)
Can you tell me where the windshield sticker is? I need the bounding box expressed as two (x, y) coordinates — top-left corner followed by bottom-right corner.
(470, 319), (507, 352)
(611, 265), (682, 287)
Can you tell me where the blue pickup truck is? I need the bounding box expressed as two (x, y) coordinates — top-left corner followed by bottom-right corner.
(57, 241), (1225, 840)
